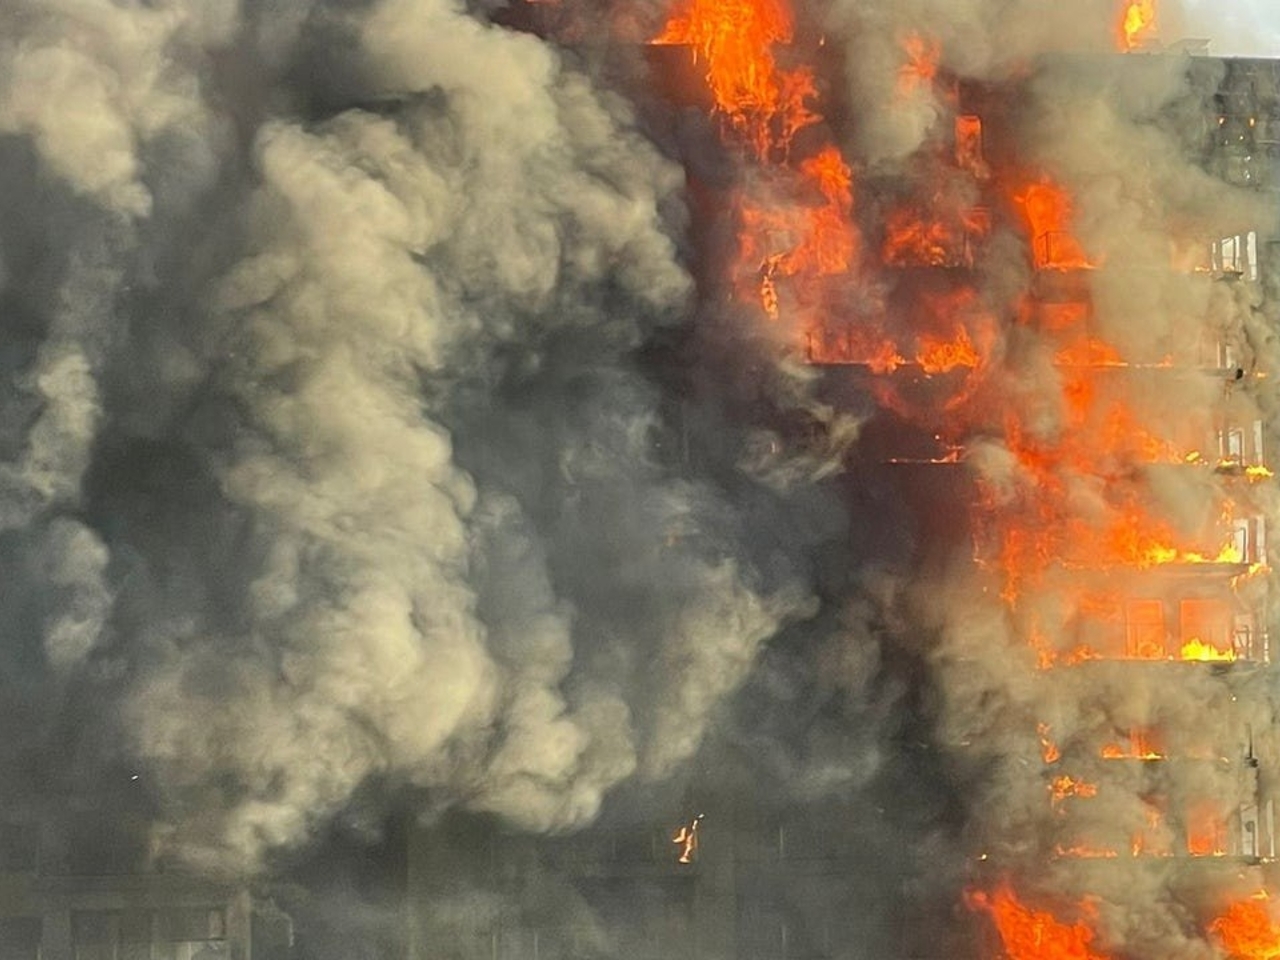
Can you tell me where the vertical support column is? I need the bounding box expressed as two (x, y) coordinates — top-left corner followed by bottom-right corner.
(41, 908), (72, 960)
(227, 889), (253, 960)
(692, 817), (736, 960)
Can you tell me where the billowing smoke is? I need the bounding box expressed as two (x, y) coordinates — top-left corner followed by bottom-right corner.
(2, 0), (1279, 958)
(0, 0), (817, 879)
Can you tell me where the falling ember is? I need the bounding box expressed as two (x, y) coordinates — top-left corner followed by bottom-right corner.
(1211, 898), (1280, 960)
(1038, 723), (1062, 764)
(1048, 775), (1098, 809)
(1119, 0), (1157, 51)
(673, 813), (704, 864)
(966, 884), (1109, 960)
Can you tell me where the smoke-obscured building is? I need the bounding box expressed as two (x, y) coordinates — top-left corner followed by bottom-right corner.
(399, 41), (1280, 960)
(0, 809), (291, 959)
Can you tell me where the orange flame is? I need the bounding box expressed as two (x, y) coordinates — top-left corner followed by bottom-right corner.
(1119, 0), (1157, 51)
(1101, 728), (1163, 760)
(740, 147), (857, 317)
(1038, 723), (1062, 764)
(652, 0), (817, 159)
(1186, 802), (1228, 856)
(955, 115), (989, 178)
(967, 884), (1109, 960)
(917, 326), (980, 374)
(897, 34), (940, 96)
(657, 0), (858, 326)
(1212, 898), (1280, 960)
(882, 204), (989, 268)
(1049, 775), (1098, 809)
(672, 813), (704, 864)
(1014, 179), (1094, 271)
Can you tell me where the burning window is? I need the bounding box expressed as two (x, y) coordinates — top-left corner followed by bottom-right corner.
(1212, 231), (1258, 279)
(1179, 598), (1233, 660)
(954, 115), (988, 178)
(1185, 801), (1229, 856)
(1214, 421), (1265, 469)
(1131, 798), (1173, 857)
(1102, 727), (1164, 759)
(1125, 599), (1166, 659)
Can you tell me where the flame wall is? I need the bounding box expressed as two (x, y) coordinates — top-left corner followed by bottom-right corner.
(635, 2), (1280, 959)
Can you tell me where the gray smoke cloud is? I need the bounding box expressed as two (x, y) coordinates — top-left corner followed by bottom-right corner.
(0, 0), (819, 881)
(3, 0), (1280, 958)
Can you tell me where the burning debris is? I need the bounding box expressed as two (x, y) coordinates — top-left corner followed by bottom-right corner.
(673, 813), (705, 864)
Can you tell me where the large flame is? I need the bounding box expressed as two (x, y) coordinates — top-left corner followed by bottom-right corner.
(1211, 898), (1280, 960)
(654, 0), (859, 329)
(1015, 179), (1094, 271)
(651, 0), (817, 158)
(1119, 0), (1157, 51)
(967, 884), (1109, 960)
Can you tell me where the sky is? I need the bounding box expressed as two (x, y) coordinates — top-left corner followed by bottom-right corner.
(1183, 0), (1280, 56)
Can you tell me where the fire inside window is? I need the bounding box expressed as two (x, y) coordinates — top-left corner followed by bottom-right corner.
(1211, 231), (1258, 280)
(1124, 599), (1165, 659)
(1180, 598), (1233, 655)
(1215, 421), (1265, 467)
(954, 115), (988, 178)
(1186, 801), (1230, 857)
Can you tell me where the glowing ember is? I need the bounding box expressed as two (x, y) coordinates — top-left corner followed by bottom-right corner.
(1119, 0), (1157, 51)
(1038, 723), (1062, 764)
(673, 813), (704, 864)
(967, 884), (1109, 960)
(1211, 898), (1280, 960)
(1049, 775), (1098, 809)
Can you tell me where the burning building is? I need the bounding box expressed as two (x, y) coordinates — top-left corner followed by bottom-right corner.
(2, 0), (1280, 959)
(400, 6), (1280, 960)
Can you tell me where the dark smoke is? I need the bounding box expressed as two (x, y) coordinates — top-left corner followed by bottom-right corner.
(1, 0), (1277, 958)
